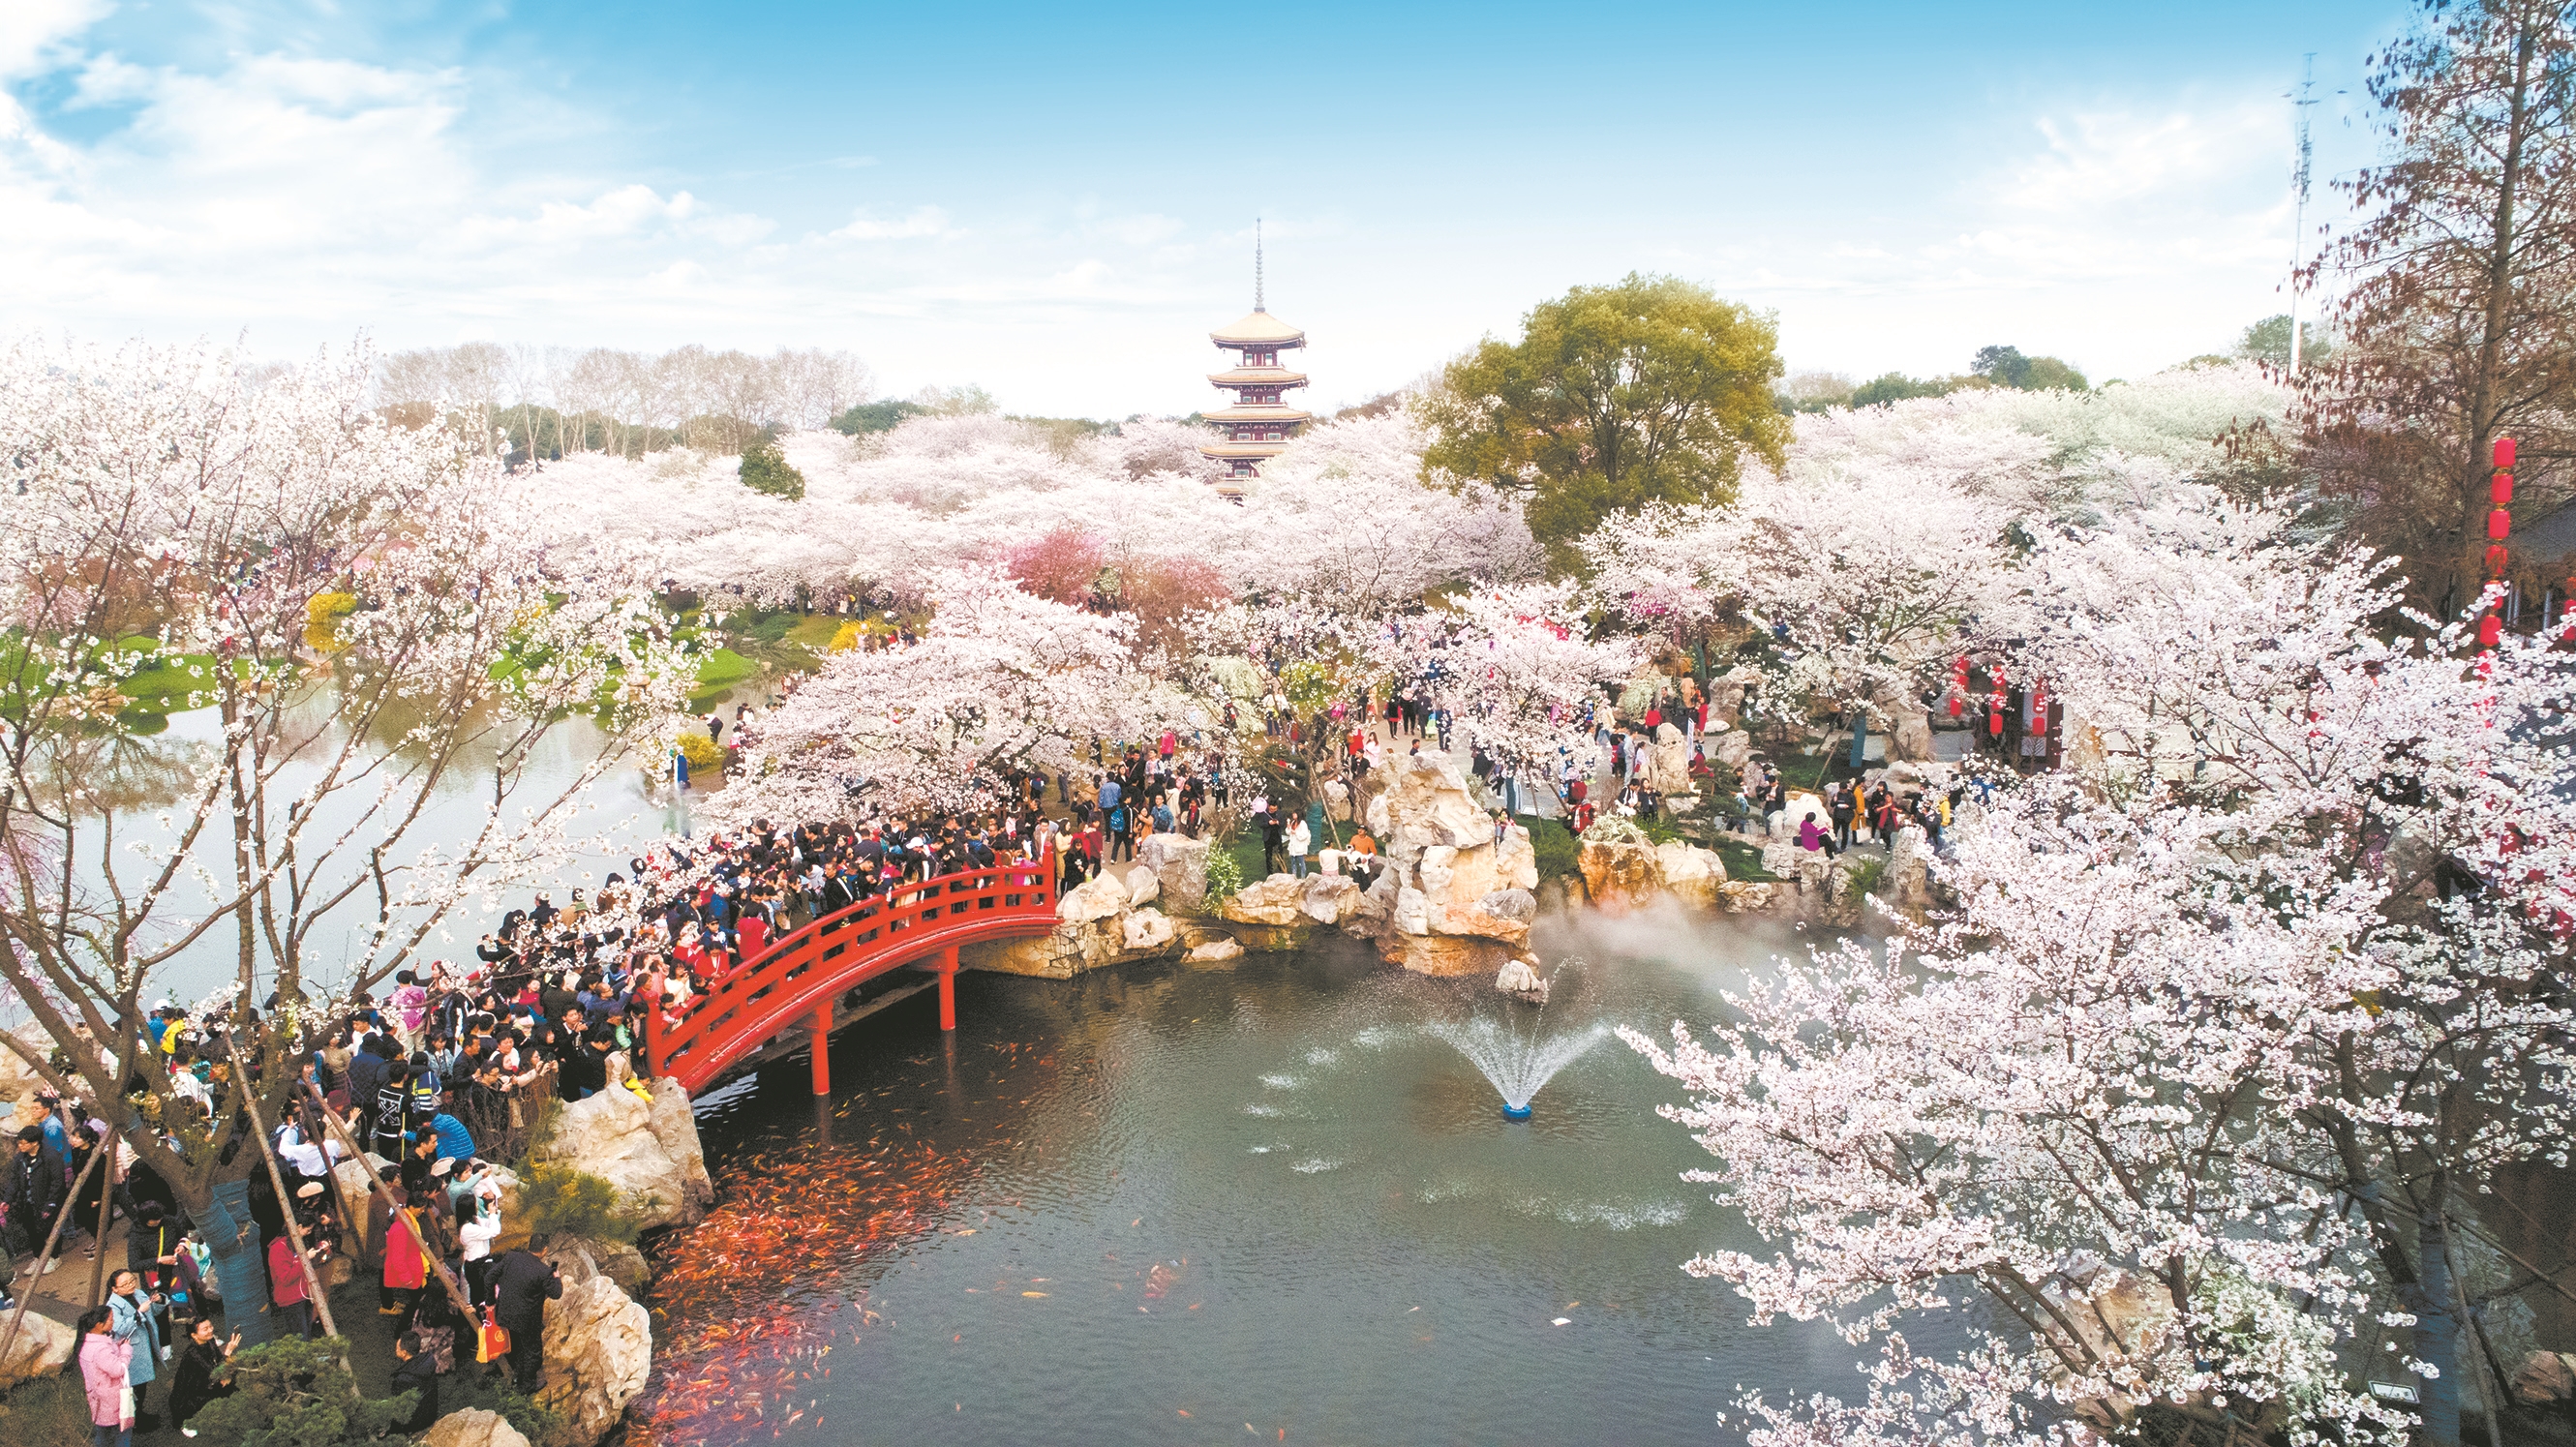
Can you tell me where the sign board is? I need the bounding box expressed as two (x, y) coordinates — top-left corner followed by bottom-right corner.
(2369, 1382), (2420, 1404)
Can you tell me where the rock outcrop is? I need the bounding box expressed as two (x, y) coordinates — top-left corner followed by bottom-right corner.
(1120, 908), (1176, 952)
(1135, 832), (1210, 915)
(0, 1026), (48, 1126)
(543, 1234), (652, 1293)
(0, 1310), (76, 1389)
(1709, 729), (1752, 769)
(1576, 826), (1728, 913)
(532, 1078), (712, 1231)
(1495, 956), (1548, 1000)
(539, 1251), (653, 1447)
(1183, 937), (1243, 965)
(1648, 722), (1694, 796)
(423, 1408), (532, 1447)
(1340, 750), (1541, 975)
(1221, 875), (1308, 928)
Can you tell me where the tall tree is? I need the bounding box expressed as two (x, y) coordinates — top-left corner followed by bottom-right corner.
(2316, 0), (2576, 616)
(1419, 273), (1788, 572)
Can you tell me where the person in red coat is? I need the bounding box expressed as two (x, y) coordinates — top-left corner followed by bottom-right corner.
(380, 1206), (428, 1320)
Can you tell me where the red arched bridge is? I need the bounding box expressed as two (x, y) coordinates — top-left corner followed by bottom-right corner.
(643, 851), (1059, 1095)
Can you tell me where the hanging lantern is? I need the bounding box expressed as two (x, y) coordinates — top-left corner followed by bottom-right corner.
(1950, 655), (1968, 717)
(2480, 613), (2503, 648)
(1989, 665), (2007, 737)
(2493, 472), (2515, 505)
(2487, 544), (2511, 577)
(2495, 437), (2517, 468)
(2489, 509), (2513, 540)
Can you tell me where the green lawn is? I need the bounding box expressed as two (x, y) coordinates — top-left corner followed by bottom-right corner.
(687, 646), (757, 709)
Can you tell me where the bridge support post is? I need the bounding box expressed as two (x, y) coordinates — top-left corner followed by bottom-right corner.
(809, 1000), (833, 1095)
(938, 946), (959, 1032)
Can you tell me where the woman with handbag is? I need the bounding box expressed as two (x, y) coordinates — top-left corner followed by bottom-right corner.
(79, 1307), (136, 1447)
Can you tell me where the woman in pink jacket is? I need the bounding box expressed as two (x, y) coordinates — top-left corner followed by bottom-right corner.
(79, 1305), (136, 1447)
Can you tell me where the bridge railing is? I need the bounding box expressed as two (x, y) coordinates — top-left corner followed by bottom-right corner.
(644, 848), (1057, 1089)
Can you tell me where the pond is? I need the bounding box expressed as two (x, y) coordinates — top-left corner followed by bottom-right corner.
(644, 910), (1923, 1447)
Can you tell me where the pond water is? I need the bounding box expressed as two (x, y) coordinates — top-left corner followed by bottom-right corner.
(646, 910), (1911, 1447)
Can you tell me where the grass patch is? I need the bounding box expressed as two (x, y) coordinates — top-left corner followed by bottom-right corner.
(783, 615), (844, 648)
(0, 1372), (92, 1447)
(1710, 835), (1780, 883)
(1514, 814), (1580, 880)
(686, 646), (756, 709)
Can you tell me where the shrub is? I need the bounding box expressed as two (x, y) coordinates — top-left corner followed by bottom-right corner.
(829, 620), (864, 652)
(303, 590), (358, 651)
(1842, 856), (1888, 899)
(184, 1335), (406, 1447)
(674, 732), (721, 773)
(516, 1161), (647, 1245)
(1202, 846), (1245, 902)
(738, 437), (806, 500)
(0, 1372), (95, 1447)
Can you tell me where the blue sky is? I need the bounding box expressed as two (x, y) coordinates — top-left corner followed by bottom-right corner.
(2, 1), (2397, 417)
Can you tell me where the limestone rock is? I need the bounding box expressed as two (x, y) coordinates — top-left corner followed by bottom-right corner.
(1352, 868), (1401, 923)
(1299, 873), (1362, 924)
(1121, 908), (1176, 951)
(1377, 931), (1518, 978)
(1714, 880), (1774, 913)
(1759, 840), (1801, 877)
(1477, 888), (1536, 923)
(1495, 956), (1547, 1000)
(1782, 791), (1827, 831)
(1439, 903), (1530, 947)
(0, 1026), (48, 1116)
(1391, 886), (1431, 936)
(645, 1079), (713, 1220)
(1364, 790), (1390, 835)
(544, 1236), (652, 1294)
(1577, 836), (1662, 914)
(1220, 875), (1309, 929)
(1710, 729), (1752, 769)
(0, 1310), (76, 1388)
(1184, 937), (1244, 964)
(1650, 722), (1693, 794)
(2513, 1349), (2576, 1404)
(539, 1269), (652, 1447)
(1324, 779), (1352, 823)
(1383, 750), (1489, 862)
(1887, 826), (1933, 909)
(1653, 841), (1728, 909)
(1136, 831), (1209, 915)
(1123, 865), (1160, 908)
(1057, 872), (1130, 924)
(536, 1078), (700, 1230)
(423, 1408), (531, 1447)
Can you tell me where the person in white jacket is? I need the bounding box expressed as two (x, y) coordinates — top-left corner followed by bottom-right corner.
(1288, 817), (1312, 880)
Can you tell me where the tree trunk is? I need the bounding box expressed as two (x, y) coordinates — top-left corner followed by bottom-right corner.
(2414, 1200), (2464, 1447)
(197, 1177), (276, 1349)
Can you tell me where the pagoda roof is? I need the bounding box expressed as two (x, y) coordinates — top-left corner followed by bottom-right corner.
(1210, 309), (1306, 347)
(1208, 366), (1310, 387)
(1200, 439), (1295, 460)
(1205, 405), (1314, 424)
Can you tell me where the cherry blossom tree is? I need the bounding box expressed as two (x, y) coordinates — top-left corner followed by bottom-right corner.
(0, 338), (692, 1342)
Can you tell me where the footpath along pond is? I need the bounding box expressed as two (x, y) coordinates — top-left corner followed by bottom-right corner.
(633, 911), (1927, 1447)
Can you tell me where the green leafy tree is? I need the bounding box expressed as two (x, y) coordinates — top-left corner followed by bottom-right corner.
(183, 1337), (408, 1447)
(1848, 371), (1961, 407)
(739, 436), (806, 500)
(2234, 313), (2335, 369)
(1420, 273), (1788, 571)
(830, 399), (924, 435)
(2019, 354), (2089, 391)
(1971, 344), (2032, 387)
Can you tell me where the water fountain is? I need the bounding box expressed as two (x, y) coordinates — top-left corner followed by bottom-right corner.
(1430, 959), (1604, 1121)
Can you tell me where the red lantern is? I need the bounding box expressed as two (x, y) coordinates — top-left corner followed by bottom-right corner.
(1950, 655), (1968, 717)
(2480, 613), (2503, 648)
(2489, 509), (2513, 540)
(1989, 665), (2007, 737)
(2495, 437), (2517, 468)
(2486, 544), (2511, 576)
(2493, 472), (2515, 505)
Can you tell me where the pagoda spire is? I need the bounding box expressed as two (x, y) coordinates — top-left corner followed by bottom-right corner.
(1198, 223), (1310, 491)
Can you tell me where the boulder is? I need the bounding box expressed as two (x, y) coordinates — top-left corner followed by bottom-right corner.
(0, 1310), (76, 1389)
(1121, 908), (1176, 952)
(645, 1079), (715, 1221)
(0, 1025), (49, 1117)
(1299, 873), (1362, 924)
(1363, 790), (1391, 836)
(1123, 865), (1160, 908)
(536, 1078), (702, 1230)
(2513, 1349), (2576, 1404)
(1887, 826), (1933, 910)
(1714, 881), (1774, 913)
(1477, 888), (1536, 923)
(1759, 840), (1802, 877)
(1650, 722), (1693, 794)
(423, 1408), (531, 1447)
(1057, 872), (1131, 924)
(1577, 836), (1663, 914)
(1438, 903), (1530, 947)
(1377, 931), (1520, 978)
(1136, 831), (1210, 915)
(1324, 779), (1352, 823)
(544, 1235), (651, 1294)
(1382, 750), (1489, 862)
(1495, 956), (1547, 1000)
(1183, 937), (1244, 965)
(1391, 886), (1431, 937)
(1710, 729), (1752, 769)
(965, 912), (1186, 978)
(1652, 841), (1728, 909)
(539, 1266), (652, 1447)
(1220, 874), (1310, 928)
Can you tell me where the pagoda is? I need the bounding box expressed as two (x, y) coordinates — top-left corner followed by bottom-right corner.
(1200, 227), (1311, 486)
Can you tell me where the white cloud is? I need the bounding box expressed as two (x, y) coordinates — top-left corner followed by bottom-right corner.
(830, 205), (950, 240)
(0, 0), (107, 79)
